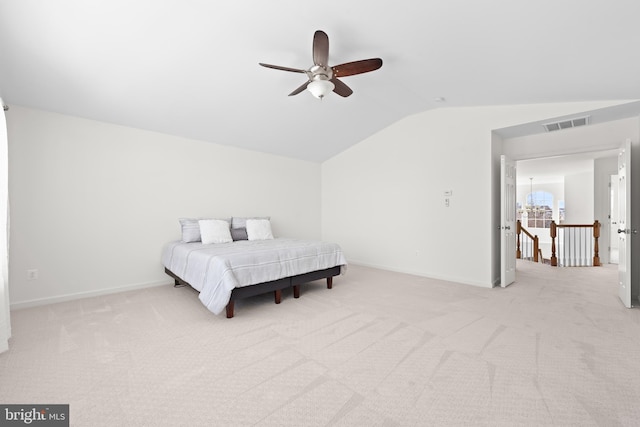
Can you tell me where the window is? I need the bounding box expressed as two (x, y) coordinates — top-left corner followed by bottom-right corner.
(517, 191), (554, 228)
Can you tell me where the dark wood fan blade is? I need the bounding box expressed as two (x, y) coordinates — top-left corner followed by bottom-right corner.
(332, 58), (383, 77)
(313, 30), (329, 66)
(259, 63), (306, 73)
(331, 78), (353, 97)
(288, 80), (311, 96)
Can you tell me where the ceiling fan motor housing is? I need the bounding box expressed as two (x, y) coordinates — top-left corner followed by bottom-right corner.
(308, 65), (332, 81)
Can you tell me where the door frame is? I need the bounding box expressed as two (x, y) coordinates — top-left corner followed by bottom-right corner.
(494, 137), (634, 294)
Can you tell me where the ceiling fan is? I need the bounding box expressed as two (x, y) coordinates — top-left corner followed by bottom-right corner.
(259, 30), (383, 99)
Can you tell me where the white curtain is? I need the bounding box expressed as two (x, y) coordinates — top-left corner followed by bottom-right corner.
(0, 101), (10, 353)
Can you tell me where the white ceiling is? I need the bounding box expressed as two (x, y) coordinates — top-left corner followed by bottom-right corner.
(1, 1), (640, 162)
(516, 149), (620, 184)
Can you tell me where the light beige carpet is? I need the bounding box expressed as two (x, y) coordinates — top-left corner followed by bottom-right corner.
(1, 261), (638, 426)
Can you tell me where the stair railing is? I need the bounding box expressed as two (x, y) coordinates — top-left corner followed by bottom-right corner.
(550, 220), (600, 267)
(516, 220), (539, 263)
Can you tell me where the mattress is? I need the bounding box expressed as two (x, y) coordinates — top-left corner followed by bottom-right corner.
(162, 238), (347, 314)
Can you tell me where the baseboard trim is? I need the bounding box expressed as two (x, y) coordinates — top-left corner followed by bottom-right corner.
(347, 260), (493, 288)
(10, 279), (171, 311)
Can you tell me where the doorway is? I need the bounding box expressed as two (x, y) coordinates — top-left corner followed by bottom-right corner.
(498, 147), (623, 292)
(515, 151), (618, 265)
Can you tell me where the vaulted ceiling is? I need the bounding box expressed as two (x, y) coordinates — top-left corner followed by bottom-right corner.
(1, 1), (640, 162)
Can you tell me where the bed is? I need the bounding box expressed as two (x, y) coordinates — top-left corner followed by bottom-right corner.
(162, 237), (347, 318)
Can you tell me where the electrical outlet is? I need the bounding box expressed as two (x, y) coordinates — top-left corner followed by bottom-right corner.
(27, 269), (38, 280)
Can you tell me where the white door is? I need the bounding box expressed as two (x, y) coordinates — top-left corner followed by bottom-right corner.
(501, 155), (517, 287)
(610, 174), (619, 264)
(618, 140), (632, 307)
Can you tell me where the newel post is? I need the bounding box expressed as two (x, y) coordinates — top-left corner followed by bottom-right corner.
(516, 220), (522, 259)
(593, 220), (601, 266)
(550, 221), (558, 266)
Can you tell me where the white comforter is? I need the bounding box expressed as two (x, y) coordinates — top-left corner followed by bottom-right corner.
(161, 238), (347, 315)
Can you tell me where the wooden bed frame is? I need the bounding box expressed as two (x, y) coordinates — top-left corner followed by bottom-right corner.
(164, 266), (341, 318)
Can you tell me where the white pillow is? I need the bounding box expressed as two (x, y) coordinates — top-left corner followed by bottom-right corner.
(231, 216), (270, 229)
(199, 219), (233, 244)
(246, 219), (274, 241)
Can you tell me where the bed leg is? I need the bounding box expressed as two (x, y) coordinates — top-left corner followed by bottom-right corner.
(293, 285), (300, 298)
(226, 301), (235, 318)
(327, 277), (333, 289)
(274, 289), (282, 304)
(172, 278), (188, 288)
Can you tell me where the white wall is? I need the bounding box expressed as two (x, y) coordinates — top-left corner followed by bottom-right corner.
(8, 100), (637, 308)
(322, 101), (625, 288)
(7, 106), (321, 308)
(564, 171), (594, 223)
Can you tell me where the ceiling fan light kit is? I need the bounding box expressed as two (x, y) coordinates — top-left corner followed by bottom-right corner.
(307, 78), (335, 99)
(259, 30), (382, 99)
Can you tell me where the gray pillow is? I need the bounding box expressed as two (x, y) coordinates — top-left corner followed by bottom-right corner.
(230, 227), (248, 241)
(179, 218), (230, 243)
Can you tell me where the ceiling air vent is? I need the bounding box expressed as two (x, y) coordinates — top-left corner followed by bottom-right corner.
(543, 116), (590, 132)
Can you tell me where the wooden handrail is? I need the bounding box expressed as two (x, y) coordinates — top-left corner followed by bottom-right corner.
(556, 223), (600, 228)
(516, 220), (539, 263)
(550, 220), (600, 267)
